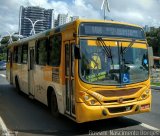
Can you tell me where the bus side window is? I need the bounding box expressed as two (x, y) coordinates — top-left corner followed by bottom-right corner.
(48, 34), (62, 66)
(13, 46), (18, 63)
(18, 46), (22, 64)
(22, 43), (28, 64)
(7, 49), (10, 63)
(36, 38), (47, 65)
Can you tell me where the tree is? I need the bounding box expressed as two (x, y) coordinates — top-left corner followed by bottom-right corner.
(146, 28), (160, 56)
(0, 46), (7, 60)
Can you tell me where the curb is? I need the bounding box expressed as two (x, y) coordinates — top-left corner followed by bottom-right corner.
(0, 116), (10, 136)
(151, 85), (160, 90)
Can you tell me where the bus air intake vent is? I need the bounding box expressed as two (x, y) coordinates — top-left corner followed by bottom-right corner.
(108, 105), (133, 113)
(96, 87), (141, 97)
(103, 98), (135, 104)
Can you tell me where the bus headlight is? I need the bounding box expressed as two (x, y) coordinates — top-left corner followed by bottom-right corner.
(139, 89), (150, 100)
(84, 95), (89, 101)
(79, 91), (101, 106)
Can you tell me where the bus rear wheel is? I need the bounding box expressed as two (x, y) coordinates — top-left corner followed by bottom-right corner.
(50, 91), (59, 117)
(15, 77), (21, 94)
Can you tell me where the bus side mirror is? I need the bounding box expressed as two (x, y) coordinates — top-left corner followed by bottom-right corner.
(148, 47), (154, 68)
(74, 45), (81, 59)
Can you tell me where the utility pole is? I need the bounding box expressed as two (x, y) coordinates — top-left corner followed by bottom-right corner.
(6, 31), (15, 44)
(101, 0), (110, 20)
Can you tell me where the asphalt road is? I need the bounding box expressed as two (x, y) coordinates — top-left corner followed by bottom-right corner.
(0, 70), (160, 136)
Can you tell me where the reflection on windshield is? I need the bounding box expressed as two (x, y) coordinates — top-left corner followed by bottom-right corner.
(79, 40), (149, 85)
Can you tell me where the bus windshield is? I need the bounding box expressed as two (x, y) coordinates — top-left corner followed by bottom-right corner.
(79, 39), (149, 85)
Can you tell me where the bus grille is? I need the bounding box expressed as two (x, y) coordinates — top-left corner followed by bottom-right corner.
(96, 87), (141, 97)
(103, 98), (135, 104)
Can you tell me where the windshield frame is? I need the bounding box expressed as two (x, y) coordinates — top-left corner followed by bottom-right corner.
(78, 38), (149, 86)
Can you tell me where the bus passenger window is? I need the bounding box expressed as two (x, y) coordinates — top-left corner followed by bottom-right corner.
(22, 44), (28, 64)
(7, 49), (11, 63)
(36, 39), (47, 65)
(18, 46), (22, 63)
(49, 35), (62, 66)
(13, 46), (18, 63)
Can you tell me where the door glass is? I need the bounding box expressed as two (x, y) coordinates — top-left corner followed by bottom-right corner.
(65, 43), (75, 115)
(65, 44), (70, 76)
(71, 45), (74, 76)
(71, 44), (75, 115)
(66, 79), (70, 112)
(30, 49), (34, 70)
(65, 44), (70, 112)
(71, 80), (75, 114)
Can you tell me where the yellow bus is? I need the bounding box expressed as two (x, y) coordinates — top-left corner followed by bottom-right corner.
(6, 19), (153, 123)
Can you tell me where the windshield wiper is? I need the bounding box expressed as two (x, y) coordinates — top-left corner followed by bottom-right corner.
(97, 37), (113, 65)
(121, 39), (136, 55)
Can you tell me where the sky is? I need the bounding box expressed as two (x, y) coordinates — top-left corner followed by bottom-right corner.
(0, 0), (160, 37)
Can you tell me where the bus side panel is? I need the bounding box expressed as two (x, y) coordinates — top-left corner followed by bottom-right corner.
(34, 65), (47, 104)
(6, 63), (10, 83)
(12, 63), (22, 87)
(33, 65), (65, 115)
(20, 64), (28, 94)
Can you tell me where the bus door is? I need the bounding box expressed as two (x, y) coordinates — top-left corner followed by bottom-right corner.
(28, 47), (35, 96)
(65, 41), (75, 117)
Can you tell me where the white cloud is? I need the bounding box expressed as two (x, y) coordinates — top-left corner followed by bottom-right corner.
(0, 0), (160, 36)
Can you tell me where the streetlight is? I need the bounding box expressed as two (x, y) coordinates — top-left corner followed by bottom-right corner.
(101, 0), (110, 20)
(6, 31), (15, 44)
(24, 17), (43, 35)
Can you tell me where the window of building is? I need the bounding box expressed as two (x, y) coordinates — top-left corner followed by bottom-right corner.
(22, 43), (28, 64)
(36, 38), (47, 65)
(48, 34), (62, 66)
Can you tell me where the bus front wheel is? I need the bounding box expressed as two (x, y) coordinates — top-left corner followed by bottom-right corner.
(50, 91), (59, 117)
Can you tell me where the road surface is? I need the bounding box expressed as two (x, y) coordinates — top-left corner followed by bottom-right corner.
(0, 70), (160, 136)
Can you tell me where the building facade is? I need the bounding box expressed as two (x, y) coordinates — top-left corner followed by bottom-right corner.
(144, 25), (150, 32)
(57, 14), (69, 26)
(56, 14), (79, 27)
(19, 6), (54, 37)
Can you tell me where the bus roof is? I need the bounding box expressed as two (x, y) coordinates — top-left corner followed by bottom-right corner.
(76, 19), (142, 28)
(8, 19), (143, 48)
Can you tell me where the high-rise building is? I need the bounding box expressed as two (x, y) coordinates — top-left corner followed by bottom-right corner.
(70, 16), (79, 22)
(144, 25), (150, 32)
(57, 14), (69, 26)
(54, 20), (58, 28)
(56, 14), (79, 27)
(19, 6), (54, 37)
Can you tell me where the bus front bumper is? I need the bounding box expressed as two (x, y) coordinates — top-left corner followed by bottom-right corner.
(76, 95), (151, 123)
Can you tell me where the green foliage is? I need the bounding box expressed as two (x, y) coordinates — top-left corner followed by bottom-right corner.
(146, 28), (160, 56)
(0, 46), (7, 61)
(151, 82), (160, 86)
(0, 36), (19, 44)
(0, 36), (10, 44)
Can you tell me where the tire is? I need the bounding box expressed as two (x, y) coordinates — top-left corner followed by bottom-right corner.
(50, 91), (59, 117)
(15, 77), (21, 94)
